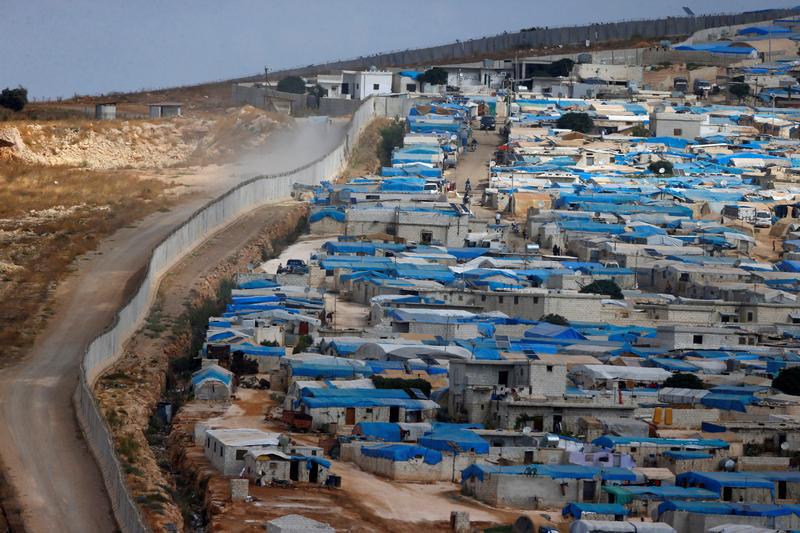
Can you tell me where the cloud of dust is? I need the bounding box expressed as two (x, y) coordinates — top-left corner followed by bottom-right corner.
(234, 117), (348, 179)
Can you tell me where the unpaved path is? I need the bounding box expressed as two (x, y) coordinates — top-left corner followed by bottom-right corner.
(0, 120), (346, 532)
(452, 129), (499, 193)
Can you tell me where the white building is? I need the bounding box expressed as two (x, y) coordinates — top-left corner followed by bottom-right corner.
(203, 428), (280, 475)
(316, 73), (344, 98)
(341, 70), (393, 99)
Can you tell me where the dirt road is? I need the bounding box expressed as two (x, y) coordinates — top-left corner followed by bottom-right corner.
(0, 120), (346, 532)
(452, 129), (499, 192)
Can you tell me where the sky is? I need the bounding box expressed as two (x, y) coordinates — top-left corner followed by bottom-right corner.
(3, 0), (797, 99)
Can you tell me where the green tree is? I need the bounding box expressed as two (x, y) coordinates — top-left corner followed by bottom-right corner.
(541, 313), (569, 326)
(418, 67), (449, 86)
(579, 279), (623, 299)
(0, 87), (28, 112)
(729, 82), (750, 103)
(277, 76), (307, 94)
(292, 335), (314, 354)
(663, 373), (706, 390)
(773, 366), (800, 396)
(377, 119), (405, 166)
(556, 112), (594, 133)
(307, 84), (328, 98)
(648, 160), (674, 176)
(629, 125), (650, 137)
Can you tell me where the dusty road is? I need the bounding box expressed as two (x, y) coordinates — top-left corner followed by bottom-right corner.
(452, 128), (499, 193)
(0, 119), (346, 532)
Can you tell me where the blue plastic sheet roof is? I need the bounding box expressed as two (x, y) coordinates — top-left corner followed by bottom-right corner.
(361, 444), (443, 465)
(238, 279), (278, 289)
(614, 485), (718, 500)
(658, 501), (800, 517)
(191, 367), (232, 387)
(593, 436), (729, 450)
(525, 323), (587, 340)
(674, 43), (756, 55)
(700, 393), (753, 412)
(354, 422), (402, 442)
(664, 451), (713, 460)
(309, 209), (345, 223)
(677, 472), (775, 494)
(563, 503), (628, 518)
(461, 463), (635, 482)
(419, 428), (490, 454)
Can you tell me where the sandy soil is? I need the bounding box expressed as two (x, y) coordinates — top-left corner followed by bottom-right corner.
(0, 118), (348, 532)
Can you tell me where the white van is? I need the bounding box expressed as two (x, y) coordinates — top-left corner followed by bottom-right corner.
(754, 209), (772, 228)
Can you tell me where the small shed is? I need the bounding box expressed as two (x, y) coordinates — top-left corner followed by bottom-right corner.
(95, 102), (117, 120)
(148, 102), (182, 118)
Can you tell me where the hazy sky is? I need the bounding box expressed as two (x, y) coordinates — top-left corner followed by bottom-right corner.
(3, 0), (797, 99)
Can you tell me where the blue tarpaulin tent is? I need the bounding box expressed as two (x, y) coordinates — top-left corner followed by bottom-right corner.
(361, 444), (443, 465)
(562, 503), (629, 519)
(419, 428), (490, 454)
(353, 422), (402, 442)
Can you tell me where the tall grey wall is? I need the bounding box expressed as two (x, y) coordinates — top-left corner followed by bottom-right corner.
(262, 9), (794, 79)
(73, 96), (381, 532)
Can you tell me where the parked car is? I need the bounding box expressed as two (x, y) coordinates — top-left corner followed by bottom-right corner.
(479, 115), (496, 130)
(280, 259), (309, 274)
(694, 79), (712, 96)
(673, 76), (689, 93)
(754, 209), (773, 228)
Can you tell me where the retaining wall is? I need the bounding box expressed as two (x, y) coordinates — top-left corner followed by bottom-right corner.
(73, 96), (380, 532)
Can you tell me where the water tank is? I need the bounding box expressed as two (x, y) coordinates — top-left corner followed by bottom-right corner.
(653, 407), (663, 425)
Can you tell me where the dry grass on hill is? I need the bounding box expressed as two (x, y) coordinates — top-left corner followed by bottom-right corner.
(0, 161), (171, 363)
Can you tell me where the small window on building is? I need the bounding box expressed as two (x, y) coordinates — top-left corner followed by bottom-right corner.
(373, 83), (380, 90)
(673, 128), (683, 136)
(421, 230), (433, 245)
(406, 83), (417, 92)
(235, 449), (247, 461)
(630, 447), (638, 453)
(206, 438), (210, 448)
(533, 297), (539, 304)
(747, 312), (753, 322)
(679, 273), (689, 282)
(220, 448), (224, 457)
(692, 334), (703, 345)
(481, 404), (485, 410)
(546, 365), (554, 372)
(365, 408), (373, 414)
(481, 294), (486, 302)
(738, 337), (746, 345)
(458, 295), (463, 301)
(586, 155), (595, 165)
(514, 296), (519, 305)
(498, 296), (504, 304)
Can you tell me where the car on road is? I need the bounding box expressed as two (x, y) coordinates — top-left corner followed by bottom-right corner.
(479, 115), (496, 130)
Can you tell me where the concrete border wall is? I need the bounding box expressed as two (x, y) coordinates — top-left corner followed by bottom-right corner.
(73, 96), (381, 532)
(265, 9), (794, 79)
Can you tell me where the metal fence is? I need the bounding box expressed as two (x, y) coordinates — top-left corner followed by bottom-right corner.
(73, 96), (380, 532)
